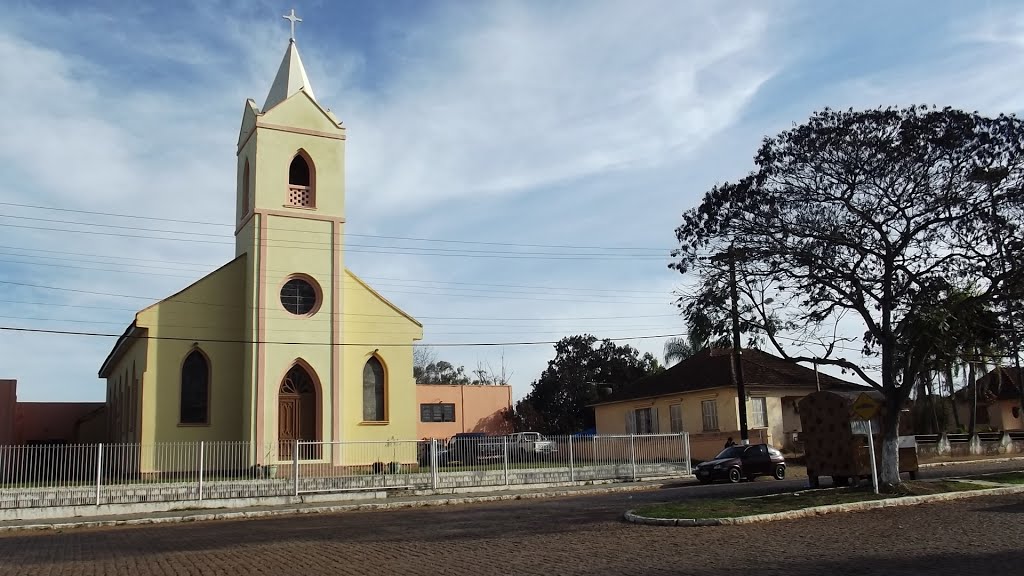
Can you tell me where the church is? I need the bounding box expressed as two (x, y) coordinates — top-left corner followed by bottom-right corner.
(97, 24), (423, 468)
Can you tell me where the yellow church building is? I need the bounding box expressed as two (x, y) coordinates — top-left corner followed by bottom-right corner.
(97, 31), (423, 468)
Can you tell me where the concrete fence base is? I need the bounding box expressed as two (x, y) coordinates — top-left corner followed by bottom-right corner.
(916, 433), (1023, 459)
(0, 463), (690, 522)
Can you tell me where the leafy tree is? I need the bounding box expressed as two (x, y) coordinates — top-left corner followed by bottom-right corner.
(671, 106), (1024, 488)
(517, 335), (663, 433)
(414, 360), (471, 385)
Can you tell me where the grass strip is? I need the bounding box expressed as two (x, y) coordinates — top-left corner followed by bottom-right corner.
(634, 481), (984, 520)
(963, 471), (1024, 485)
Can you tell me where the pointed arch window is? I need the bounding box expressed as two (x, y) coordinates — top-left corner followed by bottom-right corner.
(362, 356), (386, 422)
(180, 349), (210, 425)
(241, 160), (251, 216)
(287, 152), (315, 208)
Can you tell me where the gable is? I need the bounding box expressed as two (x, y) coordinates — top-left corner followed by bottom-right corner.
(259, 90), (344, 135)
(237, 99), (260, 151)
(344, 269), (423, 336)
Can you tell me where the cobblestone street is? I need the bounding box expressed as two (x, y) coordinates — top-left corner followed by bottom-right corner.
(1, 462), (1022, 576)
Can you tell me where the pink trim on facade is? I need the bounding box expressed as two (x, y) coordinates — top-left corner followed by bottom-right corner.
(256, 122), (347, 142)
(331, 219), (342, 455)
(255, 214), (268, 459)
(255, 208), (345, 224)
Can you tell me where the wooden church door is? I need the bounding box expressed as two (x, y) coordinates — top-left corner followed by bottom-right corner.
(278, 364), (317, 460)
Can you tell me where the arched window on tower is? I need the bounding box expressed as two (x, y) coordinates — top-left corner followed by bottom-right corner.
(180, 349), (210, 425)
(362, 356), (386, 422)
(241, 160), (250, 216)
(287, 152), (315, 208)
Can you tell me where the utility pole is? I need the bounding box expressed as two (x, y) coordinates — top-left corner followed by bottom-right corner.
(728, 246), (750, 445)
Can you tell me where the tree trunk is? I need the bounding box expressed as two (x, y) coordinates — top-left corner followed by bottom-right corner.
(879, 394), (903, 488)
(968, 361), (977, 436)
(946, 365), (962, 431)
(927, 374), (940, 433)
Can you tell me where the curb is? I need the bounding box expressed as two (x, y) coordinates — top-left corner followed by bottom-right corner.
(623, 484), (1024, 527)
(920, 456), (1024, 468)
(0, 480), (685, 533)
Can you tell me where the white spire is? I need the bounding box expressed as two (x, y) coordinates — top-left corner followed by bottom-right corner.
(262, 10), (316, 111)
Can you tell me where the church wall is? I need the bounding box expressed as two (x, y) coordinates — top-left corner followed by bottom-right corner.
(136, 257), (248, 455)
(258, 214), (338, 461)
(246, 95), (346, 463)
(233, 217), (259, 449)
(342, 272), (423, 451)
(252, 95), (346, 219)
(103, 336), (147, 445)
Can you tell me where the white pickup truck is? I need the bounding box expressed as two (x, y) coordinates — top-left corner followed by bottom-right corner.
(507, 432), (557, 458)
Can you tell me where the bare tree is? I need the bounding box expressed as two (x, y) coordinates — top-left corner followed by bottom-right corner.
(473, 349), (514, 385)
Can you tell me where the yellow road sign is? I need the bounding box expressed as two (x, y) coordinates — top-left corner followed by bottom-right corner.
(851, 392), (880, 421)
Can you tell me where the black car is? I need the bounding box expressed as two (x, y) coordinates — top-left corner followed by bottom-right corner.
(694, 443), (786, 484)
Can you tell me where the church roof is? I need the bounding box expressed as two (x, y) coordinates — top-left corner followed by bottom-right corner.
(263, 39), (316, 112)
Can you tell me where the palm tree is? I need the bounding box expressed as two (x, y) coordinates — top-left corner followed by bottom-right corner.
(664, 337), (697, 366)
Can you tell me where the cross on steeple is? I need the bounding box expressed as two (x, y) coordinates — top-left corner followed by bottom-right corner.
(283, 8), (302, 42)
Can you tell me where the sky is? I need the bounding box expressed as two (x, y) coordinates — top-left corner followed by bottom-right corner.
(1, 0), (1023, 402)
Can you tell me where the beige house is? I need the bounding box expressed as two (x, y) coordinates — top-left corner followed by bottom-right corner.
(590, 348), (867, 461)
(954, 367), (1023, 431)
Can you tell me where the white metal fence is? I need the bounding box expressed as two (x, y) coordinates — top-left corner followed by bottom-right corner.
(0, 433), (691, 510)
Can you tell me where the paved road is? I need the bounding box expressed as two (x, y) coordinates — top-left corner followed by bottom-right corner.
(0, 461), (1021, 576)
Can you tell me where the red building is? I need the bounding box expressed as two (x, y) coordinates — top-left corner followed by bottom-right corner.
(0, 379), (105, 445)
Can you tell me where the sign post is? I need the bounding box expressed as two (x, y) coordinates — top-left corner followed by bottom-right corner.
(851, 393), (881, 494)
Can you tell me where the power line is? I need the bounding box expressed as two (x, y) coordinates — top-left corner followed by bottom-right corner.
(2, 220), (670, 260)
(0, 202), (675, 252)
(0, 325), (688, 348)
(0, 268), (670, 305)
(0, 291), (681, 322)
(0, 315), (680, 336)
(0, 246), (673, 296)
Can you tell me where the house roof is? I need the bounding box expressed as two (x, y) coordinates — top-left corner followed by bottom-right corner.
(956, 367), (1023, 402)
(593, 347), (868, 405)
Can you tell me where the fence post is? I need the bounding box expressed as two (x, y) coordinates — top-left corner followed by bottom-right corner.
(198, 441), (205, 501)
(430, 439), (439, 490)
(95, 443), (103, 506)
(503, 436), (510, 486)
(629, 434), (637, 481)
(683, 432), (691, 476)
(568, 435), (575, 482)
(293, 440), (300, 497)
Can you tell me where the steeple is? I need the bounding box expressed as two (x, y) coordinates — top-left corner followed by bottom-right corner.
(262, 9), (316, 111)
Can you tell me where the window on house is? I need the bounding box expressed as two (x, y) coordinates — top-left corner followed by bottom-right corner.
(701, 400), (718, 432)
(631, 407), (658, 435)
(669, 404), (683, 433)
(180, 350), (210, 425)
(362, 356), (386, 421)
(750, 397), (768, 428)
(420, 403), (456, 423)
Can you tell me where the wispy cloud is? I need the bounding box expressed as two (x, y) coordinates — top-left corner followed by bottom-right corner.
(3, 0), (1022, 403)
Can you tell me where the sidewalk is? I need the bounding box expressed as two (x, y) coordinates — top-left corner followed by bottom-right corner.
(0, 478), (688, 533)
(4, 454), (1021, 534)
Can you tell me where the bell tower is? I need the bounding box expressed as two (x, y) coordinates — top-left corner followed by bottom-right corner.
(234, 10), (348, 459)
